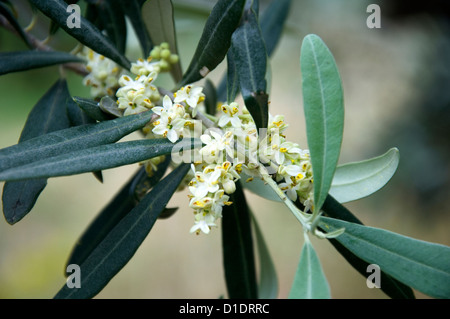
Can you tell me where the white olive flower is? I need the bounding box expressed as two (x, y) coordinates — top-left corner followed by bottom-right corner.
(188, 164), (221, 199)
(174, 85), (205, 117)
(218, 102), (242, 128)
(190, 211), (217, 234)
(131, 57), (161, 76)
(80, 47), (122, 98)
(199, 129), (234, 164)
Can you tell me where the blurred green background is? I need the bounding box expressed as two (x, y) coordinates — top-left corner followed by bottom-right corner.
(0, 0), (449, 299)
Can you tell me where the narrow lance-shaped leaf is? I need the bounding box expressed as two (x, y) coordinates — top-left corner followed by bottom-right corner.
(289, 234), (331, 299)
(300, 34), (344, 213)
(66, 156), (171, 269)
(29, 0), (130, 69)
(49, 0), (80, 35)
(222, 181), (258, 299)
(329, 148), (400, 203)
(216, 0), (291, 103)
(142, 0), (182, 83)
(260, 0), (291, 56)
(0, 2), (33, 49)
(320, 195), (415, 299)
(0, 51), (83, 75)
(203, 79), (217, 116)
(54, 163), (191, 299)
(226, 51), (239, 103)
(66, 96), (102, 182)
(179, 0), (246, 86)
(2, 79), (71, 224)
(251, 212), (278, 299)
(0, 138), (200, 182)
(231, 4), (268, 130)
(320, 217), (450, 299)
(98, 0), (127, 54)
(0, 110), (155, 171)
(120, 0), (152, 57)
(72, 96), (112, 121)
(66, 94), (96, 127)
(240, 171), (280, 202)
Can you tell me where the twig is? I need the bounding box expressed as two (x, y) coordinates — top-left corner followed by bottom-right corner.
(0, 15), (88, 76)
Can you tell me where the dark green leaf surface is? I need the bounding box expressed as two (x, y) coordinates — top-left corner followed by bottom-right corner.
(288, 237), (330, 299)
(0, 51), (82, 75)
(72, 97), (112, 121)
(321, 195), (415, 299)
(231, 5), (268, 129)
(29, 0), (130, 69)
(98, 0), (127, 54)
(203, 79), (217, 116)
(260, 0), (291, 56)
(300, 34), (344, 213)
(66, 156), (171, 269)
(54, 163), (190, 299)
(179, 0), (245, 86)
(0, 138), (199, 181)
(2, 79), (71, 224)
(0, 2), (32, 49)
(0, 111), (154, 171)
(251, 212), (278, 299)
(120, 0), (152, 57)
(142, 0), (182, 82)
(66, 95), (96, 127)
(226, 50), (239, 103)
(222, 182), (257, 299)
(216, 0), (290, 103)
(320, 217), (450, 299)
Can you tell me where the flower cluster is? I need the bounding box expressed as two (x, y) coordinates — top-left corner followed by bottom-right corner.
(188, 162), (241, 234)
(261, 114), (314, 211)
(80, 47), (315, 235)
(79, 47), (122, 98)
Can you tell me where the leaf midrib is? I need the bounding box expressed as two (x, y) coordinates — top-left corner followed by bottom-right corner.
(332, 153), (396, 187)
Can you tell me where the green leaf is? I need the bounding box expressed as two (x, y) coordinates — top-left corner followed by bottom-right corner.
(320, 217), (450, 299)
(179, 0), (246, 86)
(288, 235), (331, 299)
(320, 195), (415, 299)
(49, 0), (81, 36)
(251, 212), (278, 299)
(0, 111), (154, 171)
(66, 95), (96, 127)
(300, 34), (344, 213)
(29, 0), (130, 69)
(120, 0), (152, 57)
(241, 171), (280, 202)
(99, 96), (123, 118)
(0, 51), (82, 76)
(72, 97), (112, 121)
(203, 79), (217, 116)
(142, 0), (182, 83)
(0, 2), (33, 49)
(2, 79), (71, 224)
(0, 138), (199, 181)
(216, 0), (290, 103)
(330, 148), (400, 203)
(54, 163), (190, 299)
(226, 50), (239, 103)
(66, 156), (171, 269)
(260, 0), (291, 56)
(98, 0), (127, 54)
(231, 5), (268, 129)
(222, 181), (258, 299)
